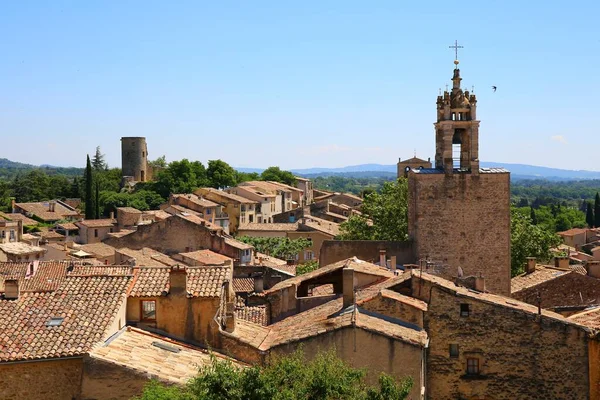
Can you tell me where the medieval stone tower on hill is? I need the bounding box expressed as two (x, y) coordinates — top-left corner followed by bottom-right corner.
(121, 137), (151, 182)
(407, 52), (511, 295)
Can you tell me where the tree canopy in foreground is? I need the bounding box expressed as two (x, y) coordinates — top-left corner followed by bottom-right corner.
(135, 350), (412, 400)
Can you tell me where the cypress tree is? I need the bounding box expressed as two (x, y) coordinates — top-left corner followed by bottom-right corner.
(530, 207), (538, 225)
(586, 202), (595, 228)
(595, 192), (600, 228)
(85, 155), (94, 219)
(95, 178), (100, 219)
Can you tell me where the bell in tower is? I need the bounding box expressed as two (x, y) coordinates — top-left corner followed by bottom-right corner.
(434, 56), (479, 174)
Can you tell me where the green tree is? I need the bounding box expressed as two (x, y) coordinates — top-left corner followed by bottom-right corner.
(260, 166), (296, 186)
(595, 193), (600, 228)
(530, 207), (537, 225)
(152, 159), (207, 198)
(237, 237), (312, 260)
(511, 208), (562, 276)
(92, 146), (107, 170)
(84, 155), (94, 219)
(296, 260), (319, 275)
(587, 202), (595, 228)
(148, 155), (168, 169)
(136, 350), (413, 400)
(338, 179), (408, 241)
(235, 170), (260, 184)
(207, 160), (236, 189)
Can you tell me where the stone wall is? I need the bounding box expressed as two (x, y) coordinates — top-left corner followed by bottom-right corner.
(82, 356), (149, 400)
(319, 240), (415, 267)
(408, 172), (511, 295)
(424, 283), (590, 399)
(105, 215), (241, 260)
(359, 293), (424, 328)
(271, 327), (423, 399)
(127, 296), (221, 348)
(0, 358), (83, 400)
(512, 272), (600, 313)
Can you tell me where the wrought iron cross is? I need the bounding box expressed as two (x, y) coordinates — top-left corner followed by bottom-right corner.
(449, 40), (464, 60)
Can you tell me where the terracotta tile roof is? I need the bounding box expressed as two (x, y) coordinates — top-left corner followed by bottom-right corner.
(569, 307), (600, 329)
(416, 272), (588, 328)
(176, 213), (222, 232)
(68, 265), (132, 277)
(186, 267), (230, 298)
(179, 249), (232, 266)
(254, 252), (294, 275)
(195, 188), (259, 204)
(129, 266), (230, 298)
(269, 264), (296, 276)
(129, 267), (170, 297)
(14, 201), (79, 222)
(0, 274), (130, 361)
(511, 266), (570, 293)
(164, 204), (202, 217)
(0, 212), (38, 226)
(0, 261), (71, 293)
(232, 296), (428, 351)
(55, 222), (78, 230)
(558, 228), (588, 237)
(39, 230), (65, 240)
(116, 247), (179, 267)
(233, 278), (254, 293)
(90, 327), (239, 384)
(171, 193), (219, 208)
(0, 242), (46, 255)
(79, 243), (116, 258)
(142, 210), (171, 221)
(265, 258), (394, 294)
(300, 216), (340, 236)
(224, 237), (253, 250)
(309, 284), (334, 296)
(116, 207), (143, 214)
(235, 304), (268, 326)
(238, 223), (299, 232)
(107, 229), (135, 239)
(76, 219), (116, 228)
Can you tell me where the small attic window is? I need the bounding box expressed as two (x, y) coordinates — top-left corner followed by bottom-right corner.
(46, 317), (64, 327)
(152, 341), (181, 353)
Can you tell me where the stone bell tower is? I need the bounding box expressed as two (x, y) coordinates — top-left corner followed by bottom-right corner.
(435, 64), (480, 174)
(407, 44), (511, 295)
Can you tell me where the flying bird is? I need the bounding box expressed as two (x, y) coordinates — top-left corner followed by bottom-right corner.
(492, 86), (497, 92)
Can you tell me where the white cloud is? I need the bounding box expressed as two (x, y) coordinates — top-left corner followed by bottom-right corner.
(550, 135), (567, 144)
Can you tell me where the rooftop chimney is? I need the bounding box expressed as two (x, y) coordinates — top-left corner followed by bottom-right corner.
(223, 280), (236, 332)
(169, 264), (187, 295)
(526, 257), (536, 274)
(109, 211), (115, 220)
(474, 274), (485, 292)
(253, 273), (264, 293)
(390, 255), (397, 273)
(4, 279), (19, 299)
(587, 261), (600, 279)
(343, 267), (356, 309)
(555, 256), (569, 269)
(48, 201), (56, 213)
(379, 249), (386, 268)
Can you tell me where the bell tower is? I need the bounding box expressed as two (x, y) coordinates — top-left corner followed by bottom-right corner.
(407, 42), (511, 296)
(435, 52), (479, 174)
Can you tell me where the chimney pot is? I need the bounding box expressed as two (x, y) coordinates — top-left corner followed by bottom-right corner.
(474, 275), (485, 292)
(379, 250), (386, 268)
(343, 267), (356, 309)
(555, 256), (569, 269)
(253, 273), (264, 293)
(110, 211), (115, 220)
(4, 279), (19, 299)
(587, 261), (600, 278)
(390, 255), (397, 272)
(526, 257), (536, 274)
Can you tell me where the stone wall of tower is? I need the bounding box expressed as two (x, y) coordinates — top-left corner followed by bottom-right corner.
(407, 171), (511, 295)
(121, 137), (151, 182)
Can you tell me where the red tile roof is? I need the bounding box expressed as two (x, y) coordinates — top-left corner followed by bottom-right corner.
(76, 219), (116, 228)
(128, 266), (231, 298)
(233, 278), (254, 293)
(0, 275), (130, 361)
(0, 261), (71, 293)
(179, 249), (232, 266)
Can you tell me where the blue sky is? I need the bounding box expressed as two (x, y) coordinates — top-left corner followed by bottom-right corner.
(1, 1), (599, 170)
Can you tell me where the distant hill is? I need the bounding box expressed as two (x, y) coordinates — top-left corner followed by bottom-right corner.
(0, 158), (83, 179)
(261, 162), (600, 181)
